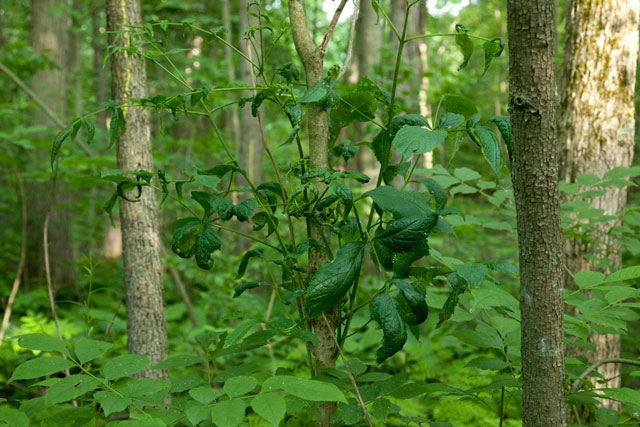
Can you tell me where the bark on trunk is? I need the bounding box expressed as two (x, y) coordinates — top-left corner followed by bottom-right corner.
(506, 1), (566, 425)
(288, 1), (336, 425)
(29, 0), (75, 288)
(559, 0), (639, 409)
(106, 0), (168, 380)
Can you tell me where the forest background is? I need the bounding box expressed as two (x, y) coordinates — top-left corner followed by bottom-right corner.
(1, 0), (640, 426)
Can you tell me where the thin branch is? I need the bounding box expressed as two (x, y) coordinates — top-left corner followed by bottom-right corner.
(0, 165), (27, 345)
(102, 300), (123, 340)
(571, 358), (640, 392)
(43, 212), (64, 345)
(0, 61), (93, 157)
(320, 0), (349, 56)
(336, 0), (360, 81)
(321, 313), (373, 427)
(165, 259), (198, 328)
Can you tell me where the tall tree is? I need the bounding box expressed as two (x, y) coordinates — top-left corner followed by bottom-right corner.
(559, 0), (640, 404)
(106, 0), (168, 380)
(29, 0), (75, 287)
(507, 0), (565, 425)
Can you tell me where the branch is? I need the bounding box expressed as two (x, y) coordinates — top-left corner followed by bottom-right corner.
(321, 313), (373, 427)
(571, 358), (640, 392)
(0, 61), (93, 157)
(336, 0), (360, 82)
(288, 0), (323, 86)
(320, 0), (349, 57)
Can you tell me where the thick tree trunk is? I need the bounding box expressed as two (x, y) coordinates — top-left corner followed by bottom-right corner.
(559, 0), (639, 408)
(288, 1), (336, 425)
(507, 1), (565, 425)
(106, 0), (168, 380)
(29, 0), (75, 288)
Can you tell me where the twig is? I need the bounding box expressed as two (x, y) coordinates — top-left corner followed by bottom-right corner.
(570, 358), (640, 392)
(336, 0), (360, 81)
(0, 164), (27, 344)
(321, 313), (373, 427)
(0, 61), (92, 156)
(163, 249), (198, 328)
(102, 300), (123, 340)
(320, 0), (349, 56)
(43, 212), (65, 345)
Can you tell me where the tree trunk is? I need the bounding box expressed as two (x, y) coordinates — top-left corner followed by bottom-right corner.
(236, 0), (265, 251)
(351, 0), (381, 183)
(288, 1), (336, 425)
(29, 0), (75, 288)
(559, 0), (639, 409)
(507, 1), (565, 425)
(106, 0), (168, 380)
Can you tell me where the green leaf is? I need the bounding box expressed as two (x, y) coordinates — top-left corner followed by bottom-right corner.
(9, 357), (75, 382)
(390, 114), (430, 135)
(210, 399), (246, 427)
(170, 217), (202, 259)
(490, 116), (512, 162)
(223, 376), (258, 398)
(455, 34), (474, 69)
(233, 281), (269, 298)
(16, 333), (70, 356)
(211, 195), (234, 220)
(375, 215), (437, 251)
(454, 262), (489, 287)
(186, 405), (212, 425)
(574, 271), (606, 288)
(233, 198), (257, 222)
(189, 386), (222, 404)
(195, 224), (221, 270)
(103, 354), (150, 380)
(465, 357), (509, 371)
(441, 95), (478, 120)
(261, 376), (347, 402)
(392, 280), (428, 325)
(151, 354), (202, 370)
(453, 167), (481, 182)
(437, 112), (465, 130)
(393, 127), (447, 159)
(82, 118), (95, 145)
(251, 393), (286, 426)
(237, 250), (265, 279)
(364, 187), (432, 219)
(75, 338), (113, 365)
(50, 124), (72, 169)
(94, 390), (131, 416)
(45, 374), (101, 405)
(299, 81), (329, 104)
(280, 125), (300, 146)
(419, 178), (447, 210)
(606, 266), (640, 283)
(370, 289), (407, 363)
(305, 241), (365, 317)
(472, 126), (502, 175)
(0, 406), (29, 427)
(482, 38), (505, 76)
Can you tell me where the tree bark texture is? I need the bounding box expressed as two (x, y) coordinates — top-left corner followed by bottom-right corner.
(288, 1), (336, 425)
(106, 0), (168, 380)
(29, 0), (75, 288)
(559, 1), (639, 406)
(507, 1), (566, 425)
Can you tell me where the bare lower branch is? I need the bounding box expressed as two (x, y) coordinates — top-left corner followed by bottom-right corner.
(320, 0), (349, 56)
(0, 61), (93, 157)
(571, 358), (640, 392)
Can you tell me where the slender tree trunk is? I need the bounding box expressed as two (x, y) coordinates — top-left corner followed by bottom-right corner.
(507, 1), (565, 425)
(236, 0), (265, 251)
(29, 0), (75, 287)
(288, 1), (336, 425)
(351, 0), (381, 183)
(559, 0), (639, 409)
(106, 0), (168, 380)
(222, 0), (239, 143)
